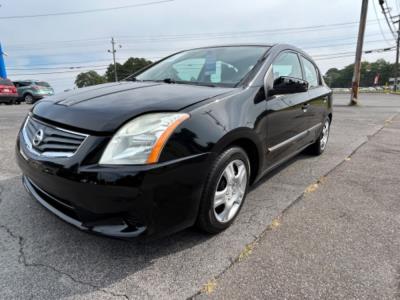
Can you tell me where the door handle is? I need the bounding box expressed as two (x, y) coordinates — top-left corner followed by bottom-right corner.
(302, 103), (310, 111)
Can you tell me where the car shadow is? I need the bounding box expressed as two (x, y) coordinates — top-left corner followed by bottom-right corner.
(0, 175), (220, 298)
(0, 152), (313, 298)
(251, 152), (310, 190)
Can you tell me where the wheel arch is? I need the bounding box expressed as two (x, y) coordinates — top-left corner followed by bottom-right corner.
(23, 92), (34, 100)
(212, 128), (264, 185)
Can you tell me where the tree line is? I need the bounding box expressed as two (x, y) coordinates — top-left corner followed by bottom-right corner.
(75, 57), (152, 88)
(324, 59), (395, 88)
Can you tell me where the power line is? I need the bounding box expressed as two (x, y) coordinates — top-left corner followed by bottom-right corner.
(7, 56), (163, 68)
(6, 32), (389, 58)
(8, 64), (108, 71)
(379, 0), (397, 38)
(9, 46), (396, 76)
(5, 37), (394, 72)
(0, 0), (174, 20)
(5, 19), (384, 49)
(373, 0), (395, 45)
(8, 67), (108, 76)
(5, 36), (392, 62)
(314, 46), (396, 61)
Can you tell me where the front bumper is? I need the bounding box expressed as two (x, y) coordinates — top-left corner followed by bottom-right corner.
(17, 134), (210, 239)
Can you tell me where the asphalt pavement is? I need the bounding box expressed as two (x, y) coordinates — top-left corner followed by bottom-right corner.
(200, 109), (400, 300)
(0, 93), (399, 299)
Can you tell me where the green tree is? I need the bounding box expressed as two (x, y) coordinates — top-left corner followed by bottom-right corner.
(105, 57), (152, 81)
(324, 68), (340, 87)
(75, 70), (106, 88)
(104, 62), (123, 82)
(324, 59), (396, 88)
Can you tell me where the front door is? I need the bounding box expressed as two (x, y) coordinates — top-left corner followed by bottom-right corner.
(264, 51), (311, 167)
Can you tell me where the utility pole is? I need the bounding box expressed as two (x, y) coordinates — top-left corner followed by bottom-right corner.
(393, 18), (400, 91)
(350, 0), (369, 106)
(108, 37), (121, 82)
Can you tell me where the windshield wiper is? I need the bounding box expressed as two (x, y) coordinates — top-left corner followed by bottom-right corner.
(162, 78), (176, 84)
(145, 78), (218, 87)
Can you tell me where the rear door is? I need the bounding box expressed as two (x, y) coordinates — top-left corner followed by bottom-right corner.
(264, 51), (311, 167)
(299, 56), (329, 142)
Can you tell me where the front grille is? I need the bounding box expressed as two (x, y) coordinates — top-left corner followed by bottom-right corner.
(22, 116), (88, 158)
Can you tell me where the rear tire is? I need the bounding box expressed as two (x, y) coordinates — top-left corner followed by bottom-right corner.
(307, 117), (331, 155)
(196, 147), (250, 234)
(24, 94), (34, 104)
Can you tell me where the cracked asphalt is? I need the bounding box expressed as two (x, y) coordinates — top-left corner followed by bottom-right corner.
(0, 93), (399, 299)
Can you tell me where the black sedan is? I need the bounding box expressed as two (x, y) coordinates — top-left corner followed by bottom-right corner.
(16, 44), (332, 239)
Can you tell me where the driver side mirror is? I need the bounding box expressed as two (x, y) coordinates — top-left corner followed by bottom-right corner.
(269, 76), (308, 96)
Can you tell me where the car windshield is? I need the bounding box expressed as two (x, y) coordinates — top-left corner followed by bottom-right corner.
(35, 81), (50, 87)
(134, 46), (269, 87)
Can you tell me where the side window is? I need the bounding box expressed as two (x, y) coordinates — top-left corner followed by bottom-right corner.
(301, 57), (319, 88)
(173, 58), (205, 81)
(271, 52), (302, 80)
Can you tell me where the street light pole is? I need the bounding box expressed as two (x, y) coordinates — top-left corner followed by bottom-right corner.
(350, 0), (369, 106)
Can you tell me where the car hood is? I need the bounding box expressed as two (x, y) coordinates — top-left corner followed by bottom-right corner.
(32, 81), (236, 133)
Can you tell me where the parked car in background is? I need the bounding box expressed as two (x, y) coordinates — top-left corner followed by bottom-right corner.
(13, 80), (54, 104)
(0, 79), (19, 104)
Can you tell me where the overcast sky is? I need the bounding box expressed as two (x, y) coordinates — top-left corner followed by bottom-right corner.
(1, 0), (398, 92)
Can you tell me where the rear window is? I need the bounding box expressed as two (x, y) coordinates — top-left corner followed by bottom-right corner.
(0, 79), (13, 86)
(35, 81), (50, 87)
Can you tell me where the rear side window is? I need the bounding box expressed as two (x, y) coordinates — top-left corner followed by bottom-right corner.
(271, 52), (303, 80)
(35, 81), (50, 87)
(16, 81), (31, 87)
(0, 79), (13, 86)
(301, 57), (320, 88)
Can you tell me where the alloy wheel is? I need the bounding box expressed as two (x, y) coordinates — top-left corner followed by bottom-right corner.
(320, 120), (330, 151)
(213, 159), (247, 223)
(25, 95), (33, 104)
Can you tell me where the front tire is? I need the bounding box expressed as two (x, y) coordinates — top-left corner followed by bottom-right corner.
(196, 147), (250, 234)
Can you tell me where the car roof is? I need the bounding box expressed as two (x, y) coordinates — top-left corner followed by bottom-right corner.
(181, 44), (274, 52)
(13, 80), (47, 83)
(178, 43), (314, 61)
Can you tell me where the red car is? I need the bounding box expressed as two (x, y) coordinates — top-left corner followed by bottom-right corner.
(0, 79), (19, 104)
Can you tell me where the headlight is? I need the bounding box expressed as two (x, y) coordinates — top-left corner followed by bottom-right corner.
(99, 113), (189, 165)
